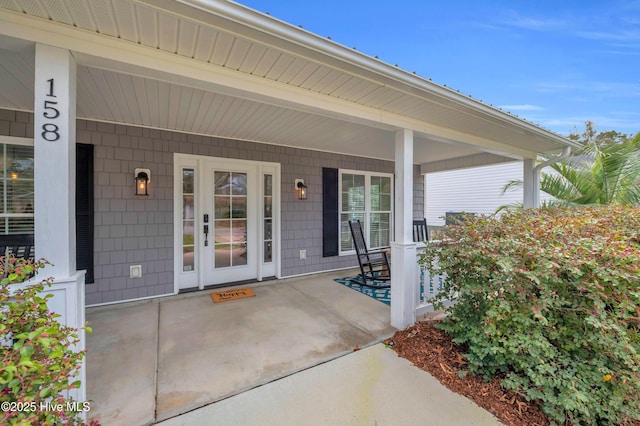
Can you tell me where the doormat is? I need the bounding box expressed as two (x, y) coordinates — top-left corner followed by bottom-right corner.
(210, 288), (256, 303)
(334, 277), (390, 306)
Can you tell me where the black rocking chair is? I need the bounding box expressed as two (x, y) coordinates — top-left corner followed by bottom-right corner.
(348, 220), (391, 288)
(413, 218), (429, 243)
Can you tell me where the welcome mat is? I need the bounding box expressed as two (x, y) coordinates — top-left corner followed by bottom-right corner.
(334, 276), (390, 306)
(210, 288), (256, 303)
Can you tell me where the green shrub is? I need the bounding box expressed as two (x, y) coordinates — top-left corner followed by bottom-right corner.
(423, 206), (640, 425)
(0, 256), (95, 425)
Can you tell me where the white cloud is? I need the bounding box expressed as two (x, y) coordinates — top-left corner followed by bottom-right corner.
(533, 81), (640, 97)
(576, 29), (640, 43)
(499, 104), (544, 111)
(538, 115), (640, 135)
(500, 12), (567, 31)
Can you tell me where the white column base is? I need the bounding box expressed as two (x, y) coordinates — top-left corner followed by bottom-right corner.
(45, 272), (86, 404)
(10, 272), (87, 406)
(390, 242), (417, 330)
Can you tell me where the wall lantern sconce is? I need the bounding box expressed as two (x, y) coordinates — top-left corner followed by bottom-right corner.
(135, 168), (151, 196)
(295, 179), (308, 200)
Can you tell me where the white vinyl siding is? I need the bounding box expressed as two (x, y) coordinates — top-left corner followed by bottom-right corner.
(425, 161), (554, 226)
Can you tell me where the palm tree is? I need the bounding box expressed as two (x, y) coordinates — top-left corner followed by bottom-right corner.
(501, 122), (640, 208)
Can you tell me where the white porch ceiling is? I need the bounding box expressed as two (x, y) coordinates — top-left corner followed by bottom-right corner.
(0, 0), (579, 168)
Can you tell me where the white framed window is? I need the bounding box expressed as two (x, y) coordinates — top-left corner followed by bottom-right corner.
(0, 140), (34, 234)
(339, 170), (393, 254)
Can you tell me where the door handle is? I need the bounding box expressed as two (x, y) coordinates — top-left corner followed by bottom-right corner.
(204, 224), (209, 246)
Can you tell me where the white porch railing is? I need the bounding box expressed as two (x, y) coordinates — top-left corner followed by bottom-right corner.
(8, 272), (86, 405)
(415, 244), (450, 317)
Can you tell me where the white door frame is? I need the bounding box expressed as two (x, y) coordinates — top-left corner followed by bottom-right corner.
(173, 153), (281, 293)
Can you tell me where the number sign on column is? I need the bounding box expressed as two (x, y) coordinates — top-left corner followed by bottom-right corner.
(42, 78), (61, 141)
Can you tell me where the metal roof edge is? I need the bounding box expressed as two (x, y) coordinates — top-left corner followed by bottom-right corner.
(144, 0), (580, 149)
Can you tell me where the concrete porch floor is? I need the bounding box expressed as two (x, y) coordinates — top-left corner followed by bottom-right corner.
(85, 269), (399, 425)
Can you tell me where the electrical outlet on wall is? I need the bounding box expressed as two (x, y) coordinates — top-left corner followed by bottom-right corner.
(130, 265), (142, 278)
(299, 250), (307, 260)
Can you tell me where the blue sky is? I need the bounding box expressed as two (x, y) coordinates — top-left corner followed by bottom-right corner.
(236, 0), (640, 137)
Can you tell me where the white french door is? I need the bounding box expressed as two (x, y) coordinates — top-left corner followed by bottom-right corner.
(174, 155), (279, 291)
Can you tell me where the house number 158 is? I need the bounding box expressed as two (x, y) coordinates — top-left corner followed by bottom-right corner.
(41, 78), (61, 141)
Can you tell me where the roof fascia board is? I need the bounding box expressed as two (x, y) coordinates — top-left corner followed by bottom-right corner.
(0, 9), (537, 159)
(421, 153), (518, 174)
(143, 0), (579, 149)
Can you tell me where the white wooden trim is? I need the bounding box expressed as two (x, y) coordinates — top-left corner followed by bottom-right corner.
(0, 10), (541, 159)
(173, 153), (281, 291)
(391, 129), (417, 329)
(34, 43), (77, 279)
(173, 155), (200, 293)
(0, 136), (34, 146)
(338, 169), (394, 255)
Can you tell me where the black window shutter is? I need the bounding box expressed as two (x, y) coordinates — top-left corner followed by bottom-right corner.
(76, 143), (94, 283)
(322, 167), (339, 257)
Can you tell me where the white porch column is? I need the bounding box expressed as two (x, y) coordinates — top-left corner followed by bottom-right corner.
(34, 44), (85, 404)
(522, 158), (539, 209)
(390, 129), (417, 329)
(34, 43), (77, 277)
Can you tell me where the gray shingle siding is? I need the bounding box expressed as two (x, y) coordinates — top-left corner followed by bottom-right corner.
(1, 109), (424, 305)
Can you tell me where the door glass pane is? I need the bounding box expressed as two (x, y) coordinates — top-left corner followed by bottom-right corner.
(214, 172), (231, 195)
(264, 241), (272, 263)
(231, 243), (247, 266)
(183, 247), (194, 271)
(183, 169), (194, 193)
(182, 169), (195, 272)
(215, 246), (231, 268)
(214, 220), (231, 268)
(183, 195), (194, 219)
(214, 196), (231, 219)
(264, 174), (272, 196)
(264, 196), (272, 218)
(264, 219), (272, 240)
(183, 222), (194, 245)
(263, 174), (273, 264)
(231, 197), (247, 219)
(231, 220), (247, 243)
(214, 171), (248, 269)
(231, 173), (247, 195)
(215, 220), (231, 245)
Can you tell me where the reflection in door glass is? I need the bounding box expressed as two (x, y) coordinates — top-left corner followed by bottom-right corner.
(214, 171), (230, 194)
(263, 175), (273, 263)
(214, 171), (247, 268)
(182, 169), (195, 272)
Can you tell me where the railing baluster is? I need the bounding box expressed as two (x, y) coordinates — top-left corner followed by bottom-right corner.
(415, 245), (450, 317)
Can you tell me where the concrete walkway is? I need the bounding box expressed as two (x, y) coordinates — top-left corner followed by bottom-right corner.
(157, 344), (501, 426)
(85, 270), (501, 425)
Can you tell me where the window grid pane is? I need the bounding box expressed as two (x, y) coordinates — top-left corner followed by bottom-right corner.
(339, 171), (392, 254)
(369, 213), (390, 248)
(214, 171), (247, 268)
(340, 213), (364, 252)
(0, 144), (34, 235)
